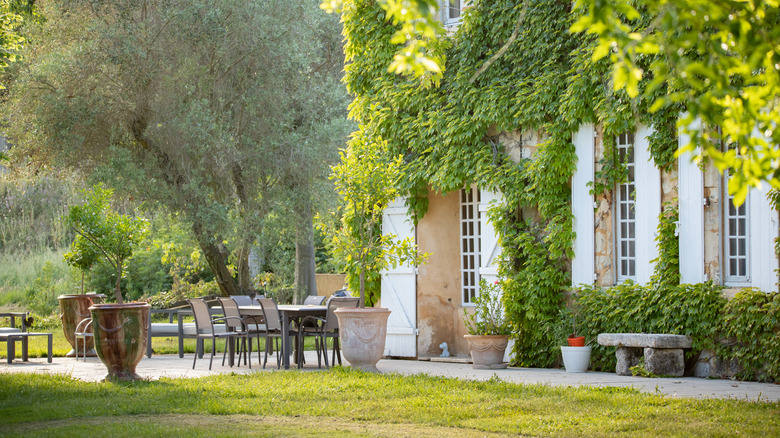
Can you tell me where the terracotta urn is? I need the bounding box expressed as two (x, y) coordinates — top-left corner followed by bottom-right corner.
(334, 307), (391, 373)
(89, 302), (150, 381)
(464, 334), (509, 369)
(58, 293), (106, 357)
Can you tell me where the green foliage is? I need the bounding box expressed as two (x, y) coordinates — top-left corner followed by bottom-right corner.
(575, 281), (726, 372)
(324, 134), (428, 306)
(64, 184), (148, 303)
(573, 0), (780, 203)
(0, 171), (81, 255)
(463, 278), (511, 336)
(721, 289), (780, 382)
(649, 202), (680, 289)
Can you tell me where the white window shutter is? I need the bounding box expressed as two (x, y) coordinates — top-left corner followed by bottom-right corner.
(478, 189), (501, 284)
(634, 125), (661, 285)
(749, 182), (780, 292)
(571, 124), (595, 286)
(678, 118), (706, 284)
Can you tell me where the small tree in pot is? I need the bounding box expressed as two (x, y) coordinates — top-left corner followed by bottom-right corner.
(65, 184), (150, 380)
(322, 136), (428, 371)
(463, 279), (512, 369)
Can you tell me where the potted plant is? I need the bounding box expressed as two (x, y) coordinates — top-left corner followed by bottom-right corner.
(326, 139), (428, 372)
(65, 184), (149, 381)
(558, 298), (591, 373)
(463, 279), (512, 369)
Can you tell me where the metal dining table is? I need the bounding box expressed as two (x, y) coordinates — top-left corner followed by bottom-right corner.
(239, 304), (326, 369)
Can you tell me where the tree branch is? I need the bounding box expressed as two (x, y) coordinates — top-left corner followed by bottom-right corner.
(469, 0), (530, 84)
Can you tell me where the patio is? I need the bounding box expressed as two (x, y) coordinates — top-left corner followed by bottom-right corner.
(2, 352), (779, 402)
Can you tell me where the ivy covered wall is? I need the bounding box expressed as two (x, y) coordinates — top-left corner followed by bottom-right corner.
(340, 0), (681, 367)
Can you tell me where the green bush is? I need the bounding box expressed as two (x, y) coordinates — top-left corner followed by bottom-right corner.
(571, 282), (780, 382)
(574, 282), (725, 372)
(722, 289), (780, 382)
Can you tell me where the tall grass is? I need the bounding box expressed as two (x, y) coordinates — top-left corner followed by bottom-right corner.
(0, 172), (81, 255)
(0, 249), (75, 314)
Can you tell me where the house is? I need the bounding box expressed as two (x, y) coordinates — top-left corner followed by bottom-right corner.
(372, 2), (779, 361)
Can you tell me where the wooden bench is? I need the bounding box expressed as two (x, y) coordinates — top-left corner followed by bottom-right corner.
(597, 333), (692, 377)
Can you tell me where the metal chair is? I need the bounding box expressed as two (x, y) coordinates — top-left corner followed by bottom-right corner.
(297, 297), (360, 368)
(303, 295), (326, 306)
(257, 298), (295, 369)
(217, 297), (259, 367)
(187, 298), (248, 370)
(74, 318), (93, 362)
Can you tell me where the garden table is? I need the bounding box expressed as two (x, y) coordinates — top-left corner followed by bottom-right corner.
(239, 304), (326, 369)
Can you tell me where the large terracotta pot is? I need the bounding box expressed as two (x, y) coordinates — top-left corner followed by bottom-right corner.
(334, 307), (391, 373)
(89, 302), (150, 381)
(58, 293), (106, 357)
(464, 334), (509, 369)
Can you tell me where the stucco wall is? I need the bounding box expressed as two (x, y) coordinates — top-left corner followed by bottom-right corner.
(416, 189), (471, 358)
(314, 274), (346, 297)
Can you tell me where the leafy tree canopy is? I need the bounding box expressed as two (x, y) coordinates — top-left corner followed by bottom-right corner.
(572, 0), (780, 204)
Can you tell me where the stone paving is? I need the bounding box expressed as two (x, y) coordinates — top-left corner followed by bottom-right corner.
(2, 352), (778, 403)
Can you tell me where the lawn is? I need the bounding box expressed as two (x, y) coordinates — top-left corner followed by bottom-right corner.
(0, 368), (777, 437)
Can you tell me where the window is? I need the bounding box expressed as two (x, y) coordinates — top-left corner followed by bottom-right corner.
(442, 0), (463, 27)
(615, 133), (636, 281)
(460, 186), (480, 304)
(723, 141), (750, 285)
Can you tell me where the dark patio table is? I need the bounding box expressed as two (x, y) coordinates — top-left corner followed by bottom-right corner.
(239, 304), (326, 369)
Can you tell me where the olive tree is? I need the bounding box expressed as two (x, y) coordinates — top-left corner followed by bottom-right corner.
(6, 0), (349, 296)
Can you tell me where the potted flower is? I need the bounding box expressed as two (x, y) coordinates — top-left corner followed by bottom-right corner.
(463, 279), (512, 369)
(65, 184), (149, 381)
(558, 299), (591, 373)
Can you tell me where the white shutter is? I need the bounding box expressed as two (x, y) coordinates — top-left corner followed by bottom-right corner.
(380, 197), (417, 357)
(634, 125), (661, 285)
(749, 182), (780, 292)
(478, 189), (501, 284)
(572, 124), (595, 286)
(678, 118), (706, 284)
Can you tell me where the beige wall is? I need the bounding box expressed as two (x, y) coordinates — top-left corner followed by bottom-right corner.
(314, 274), (346, 297)
(416, 189), (471, 358)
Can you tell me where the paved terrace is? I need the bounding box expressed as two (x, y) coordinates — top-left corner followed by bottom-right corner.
(2, 353), (778, 403)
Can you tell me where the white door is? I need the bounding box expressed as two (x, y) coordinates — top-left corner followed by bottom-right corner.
(381, 197), (417, 357)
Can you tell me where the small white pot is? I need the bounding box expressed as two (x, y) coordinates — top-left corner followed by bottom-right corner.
(560, 346), (591, 373)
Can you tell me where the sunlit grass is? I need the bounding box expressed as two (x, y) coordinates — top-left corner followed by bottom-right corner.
(0, 369), (778, 437)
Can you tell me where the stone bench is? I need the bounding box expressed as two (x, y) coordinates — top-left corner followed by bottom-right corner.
(597, 333), (692, 377)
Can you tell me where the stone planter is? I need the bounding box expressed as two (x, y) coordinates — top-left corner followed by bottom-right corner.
(58, 293), (106, 357)
(334, 307), (390, 372)
(561, 346), (591, 373)
(464, 334), (509, 369)
(89, 302), (150, 381)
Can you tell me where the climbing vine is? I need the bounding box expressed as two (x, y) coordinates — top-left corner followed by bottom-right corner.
(337, 0), (682, 366)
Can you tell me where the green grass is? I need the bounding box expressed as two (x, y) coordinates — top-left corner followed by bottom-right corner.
(0, 369), (777, 437)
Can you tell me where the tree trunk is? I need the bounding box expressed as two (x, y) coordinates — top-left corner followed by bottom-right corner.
(237, 244), (252, 293)
(294, 204), (318, 300)
(193, 223), (240, 297)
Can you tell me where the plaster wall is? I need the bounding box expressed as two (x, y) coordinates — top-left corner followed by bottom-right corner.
(416, 189), (471, 358)
(703, 162), (723, 282)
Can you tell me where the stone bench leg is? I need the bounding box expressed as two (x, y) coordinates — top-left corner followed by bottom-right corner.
(616, 347), (643, 376)
(645, 347), (685, 377)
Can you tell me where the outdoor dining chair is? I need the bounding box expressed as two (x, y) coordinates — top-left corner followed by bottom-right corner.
(256, 298), (295, 369)
(217, 297), (257, 368)
(187, 298), (249, 370)
(297, 297), (360, 369)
